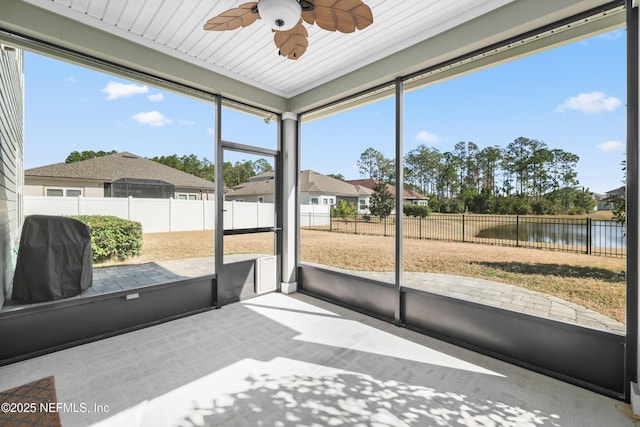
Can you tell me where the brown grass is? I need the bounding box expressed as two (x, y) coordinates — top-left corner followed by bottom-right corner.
(103, 229), (626, 323)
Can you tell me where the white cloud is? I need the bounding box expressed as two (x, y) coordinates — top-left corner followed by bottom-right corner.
(102, 82), (149, 100)
(597, 140), (624, 152)
(148, 93), (164, 102)
(207, 128), (215, 135)
(595, 29), (624, 42)
(416, 130), (442, 143)
(65, 76), (77, 83)
(178, 119), (196, 126)
(555, 91), (622, 114)
(132, 111), (171, 127)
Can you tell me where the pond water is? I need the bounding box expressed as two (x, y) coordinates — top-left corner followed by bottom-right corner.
(476, 220), (626, 250)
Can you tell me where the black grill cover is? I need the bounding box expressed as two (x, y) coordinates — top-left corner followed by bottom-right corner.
(12, 215), (93, 303)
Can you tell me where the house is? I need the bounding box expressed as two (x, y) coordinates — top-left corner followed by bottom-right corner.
(346, 178), (429, 206)
(24, 151), (215, 200)
(228, 170), (372, 212)
(596, 186), (625, 211)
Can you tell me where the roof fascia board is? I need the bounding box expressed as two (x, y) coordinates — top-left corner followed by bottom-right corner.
(0, 1), (288, 113)
(288, 0), (621, 116)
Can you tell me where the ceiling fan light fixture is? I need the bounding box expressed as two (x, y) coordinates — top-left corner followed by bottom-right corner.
(258, 0), (301, 31)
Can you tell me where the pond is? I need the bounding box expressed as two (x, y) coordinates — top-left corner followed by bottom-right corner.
(475, 219), (626, 250)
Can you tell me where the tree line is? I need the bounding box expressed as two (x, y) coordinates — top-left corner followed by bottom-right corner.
(65, 136), (596, 216)
(150, 154), (272, 188)
(356, 136), (595, 215)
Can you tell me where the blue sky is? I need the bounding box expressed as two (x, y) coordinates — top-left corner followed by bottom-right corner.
(24, 28), (626, 194)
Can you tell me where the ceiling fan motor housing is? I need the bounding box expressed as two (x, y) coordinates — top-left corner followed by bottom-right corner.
(259, 0), (302, 31)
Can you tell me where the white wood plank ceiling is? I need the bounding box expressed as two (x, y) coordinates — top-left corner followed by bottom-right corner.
(22, 0), (518, 97)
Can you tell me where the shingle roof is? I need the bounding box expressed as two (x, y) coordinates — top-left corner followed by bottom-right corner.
(346, 179), (428, 200)
(25, 152), (215, 190)
(301, 171), (373, 196)
(229, 170), (372, 197)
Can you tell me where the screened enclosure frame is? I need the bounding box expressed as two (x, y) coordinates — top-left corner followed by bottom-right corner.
(297, 0), (634, 401)
(0, 0), (637, 404)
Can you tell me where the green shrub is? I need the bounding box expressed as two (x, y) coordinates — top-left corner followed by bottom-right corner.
(331, 200), (357, 218)
(72, 215), (142, 263)
(531, 199), (556, 215)
(403, 204), (429, 217)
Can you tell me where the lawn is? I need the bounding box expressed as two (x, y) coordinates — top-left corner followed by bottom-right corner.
(104, 228), (626, 323)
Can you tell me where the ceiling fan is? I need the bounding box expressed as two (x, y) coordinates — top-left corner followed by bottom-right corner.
(203, 0), (373, 60)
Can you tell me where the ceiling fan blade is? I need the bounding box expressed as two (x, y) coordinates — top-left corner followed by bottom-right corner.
(203, 2), (259, 31)
(302, 0), (373, 33)
(273, 20), (309, 60)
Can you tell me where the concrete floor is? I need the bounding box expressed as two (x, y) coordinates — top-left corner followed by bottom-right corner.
(0, 292), (635, 427)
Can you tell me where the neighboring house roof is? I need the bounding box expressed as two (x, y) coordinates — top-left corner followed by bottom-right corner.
(247, 171), (275, 182)
(346, 179), (428, 200)
(229, 170), (372, 197)
(605, 186), (625, 198)
(230, 179), (274, 197)
(301, 170), (373, 197)
(25, 152), (215, 190)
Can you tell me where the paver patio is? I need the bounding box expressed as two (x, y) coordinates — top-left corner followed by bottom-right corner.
(2, 255), (625, 334)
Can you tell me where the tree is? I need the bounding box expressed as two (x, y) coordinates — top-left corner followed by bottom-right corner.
(557, 150), (580, 209)
(65, 150), (117, 163)
(327, 173), (345, 181)
(369, 181), (395, 219)
(504, 137), (534, 195)
(611, 192), (626, 225)
(253, 158), (273, 174)
(611, 159), (626, 225)
(527, 140), (552, 198)
(331, 200), (357, 218)
(404, 144), (441, 194)
(152, 153), (215, 181)
(572, 187), (595, 214)
(223, 160), (255, 187)
(357, 147), (393, 182)
(476, 146), (502, 195)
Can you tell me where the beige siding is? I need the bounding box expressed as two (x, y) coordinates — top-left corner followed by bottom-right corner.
(24, 177), (104, 197)
(0, 45), (24, 307)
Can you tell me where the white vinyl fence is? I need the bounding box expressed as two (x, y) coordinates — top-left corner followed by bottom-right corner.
(24, 196), (330, 233)
(300, 204), (331, 228)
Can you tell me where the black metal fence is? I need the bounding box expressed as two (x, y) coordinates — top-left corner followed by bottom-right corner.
(302, 213), (626, 257)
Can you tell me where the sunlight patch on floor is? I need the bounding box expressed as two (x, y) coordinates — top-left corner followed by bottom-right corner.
(91, 357), (557, 427)
(243, 293), (503, 377)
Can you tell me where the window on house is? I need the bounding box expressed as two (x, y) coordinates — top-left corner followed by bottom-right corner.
(176, 193), (198, 200)
(46, 188), (63, 197)
(359, 199), (366, 209)
(311, 197), (319, 205)
(45, 188), (80, 197)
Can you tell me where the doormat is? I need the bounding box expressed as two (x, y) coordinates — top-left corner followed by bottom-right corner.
(0, 376), (62, 427)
